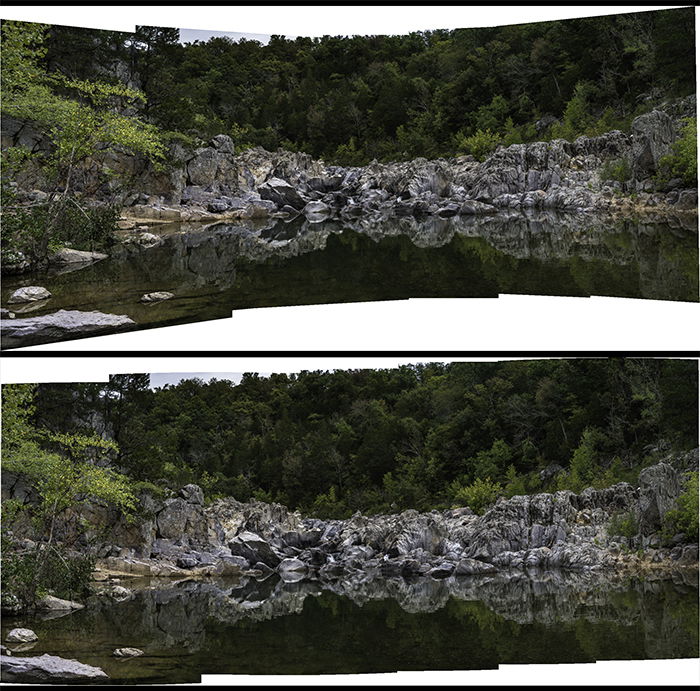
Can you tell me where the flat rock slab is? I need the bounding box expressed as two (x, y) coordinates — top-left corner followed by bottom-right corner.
(49, 248), (108, 264)
(1, 654), (109, 682)
(7, 286), (51, 303)
(1, 310), (136, 348)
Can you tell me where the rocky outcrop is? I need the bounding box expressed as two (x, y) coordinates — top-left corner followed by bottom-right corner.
(83, 458), (697, 586)
(0, 654), (109, 682)
(0, 309), (136, 349)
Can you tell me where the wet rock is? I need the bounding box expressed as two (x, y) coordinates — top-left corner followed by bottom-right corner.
(6, 629), (37, 643)
(302, 200), (331, 222)
(429, 562), (455, 578)
(278, 558), (307, 581)
(1, 654), (109, 682)
(454, 558), (498, 576)
(7, 286), (51, 303)
(0, 310), (136, 348)
(113, 648), (144, 658)
(140, 291), (174, 303)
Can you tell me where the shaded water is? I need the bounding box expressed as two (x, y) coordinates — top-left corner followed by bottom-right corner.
(1, 211), (698, 345)
(2, 570), (698, 683)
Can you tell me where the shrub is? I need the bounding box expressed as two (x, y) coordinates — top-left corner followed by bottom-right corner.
(455, 128), (501, 161)
(453, 477), (503, 515)
(663, 471), (699, 541)
(608, 511), (638, 539)
(601, 157), (632, 183)
(657, 117), (697, 187)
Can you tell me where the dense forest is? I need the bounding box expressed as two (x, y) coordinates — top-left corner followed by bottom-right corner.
(37, 7), (696, 164)
(22, 359), (699, 518)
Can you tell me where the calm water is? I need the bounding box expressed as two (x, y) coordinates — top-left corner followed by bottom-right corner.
(1, 211), (698, 346)
(1, 570), (698, 683)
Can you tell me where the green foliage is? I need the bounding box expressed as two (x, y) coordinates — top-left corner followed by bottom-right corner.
(1, 184), (120, 264)
(26, 359), (698, 519)
(2, 548), (95, 609)
(1, 10), (693, 167)
(453, 477), (503, 515)
(658, 117), (697, 187)
(601, 158), (632, 183)
(455, 128), (501, 161)
(663, 472), (699, 541)
(608, 511), (639, 539)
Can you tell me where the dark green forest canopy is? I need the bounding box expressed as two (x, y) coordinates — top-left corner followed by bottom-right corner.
(26, 359), (699, 518)
(38, 7), (696, 164)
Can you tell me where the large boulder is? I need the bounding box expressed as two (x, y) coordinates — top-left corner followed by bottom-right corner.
(7, 286), (51, 303)
(187, 147), (221, 187)
(258, 177), (307, 210)
(228, 531), (281, 568)
(156, 497), (207, 542)
(637, 462), (681, 535)
(630, 110), (676, 180)
(0, 310), (136, 348)
(6, 629), (37, 644)
(49, 248), (108, 265)
(0, 654), (108, 682)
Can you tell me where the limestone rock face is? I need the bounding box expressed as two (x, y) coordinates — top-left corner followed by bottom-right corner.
(631, 110), (676, 179)
(638, 462), (681, 535)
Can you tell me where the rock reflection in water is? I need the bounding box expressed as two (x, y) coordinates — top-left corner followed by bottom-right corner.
(1, 211), (697, 346)
(2, 570), (697, 682)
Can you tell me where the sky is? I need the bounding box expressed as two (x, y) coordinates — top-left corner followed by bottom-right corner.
(178, 28), (274, 45)
(149, 372), (250, 389)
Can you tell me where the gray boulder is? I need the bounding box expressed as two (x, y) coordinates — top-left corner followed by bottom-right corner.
(49, 248), (108, 265)
(113, 648), (144, 658)
(209, 134), (235, 154)
(0, 310), (136, 348)
(638, 462), (681, 535)
(140, 291), (174, 303)
(631, 110), (676, 180)
(187, 147), (221, 187)
(6, 629), (37, 644)
(228, 531), (281, 568)
(258, 177), (307, 210)
(7, 286), (51, 303)
(1, 654), (108, 682)
(36, 595), (84, 611)
(180, 484), (205, 506)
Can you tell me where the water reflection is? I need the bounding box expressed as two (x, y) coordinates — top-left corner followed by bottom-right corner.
(1, 570), (697, 682)
(1, 211), (698, 346)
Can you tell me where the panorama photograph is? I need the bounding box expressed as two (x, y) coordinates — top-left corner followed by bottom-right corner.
(0, 358), (698, 683)
(0, 7), (698, 348)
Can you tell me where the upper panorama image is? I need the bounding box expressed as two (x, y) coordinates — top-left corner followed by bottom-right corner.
(1, 8), (698, 348)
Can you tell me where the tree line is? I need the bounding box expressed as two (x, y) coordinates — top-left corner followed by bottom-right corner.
(39, 7), (695, 164)
(25, 359), (698, 518)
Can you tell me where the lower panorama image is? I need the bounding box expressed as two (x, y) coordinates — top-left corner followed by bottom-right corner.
(0, 358), (698, 683)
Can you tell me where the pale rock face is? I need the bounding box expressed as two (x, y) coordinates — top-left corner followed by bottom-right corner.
(139, 291), (175, 303)
(1, 654), (109, 682)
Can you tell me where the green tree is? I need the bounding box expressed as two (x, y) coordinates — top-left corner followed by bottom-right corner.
(1, 384), (137, 607)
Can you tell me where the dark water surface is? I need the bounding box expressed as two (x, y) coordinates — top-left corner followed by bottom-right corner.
(1, 570), (697, 683)
(1, 211), (698, 344)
